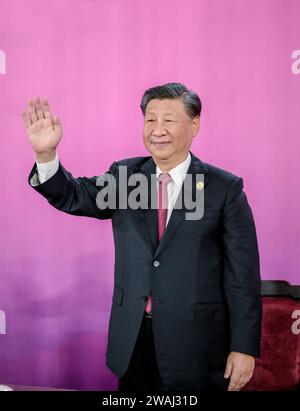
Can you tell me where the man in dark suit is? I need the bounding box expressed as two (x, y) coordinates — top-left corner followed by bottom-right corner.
(21, 83), (262, 391)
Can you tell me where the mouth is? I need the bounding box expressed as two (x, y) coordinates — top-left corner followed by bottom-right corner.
(151, 142), (171, 149)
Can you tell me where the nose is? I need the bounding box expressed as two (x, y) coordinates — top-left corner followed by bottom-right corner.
(152, 123), (167, 137)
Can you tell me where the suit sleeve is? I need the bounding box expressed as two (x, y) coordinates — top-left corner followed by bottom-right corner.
(222, 176), (262, 357)
(28, 160), (118, 220)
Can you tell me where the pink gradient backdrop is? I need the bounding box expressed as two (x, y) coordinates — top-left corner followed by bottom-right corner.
(0, 0), (299, 390)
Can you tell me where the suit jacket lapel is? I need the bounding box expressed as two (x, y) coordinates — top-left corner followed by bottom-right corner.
(139, 151), (209, 258)
(139, 157), (159, 250)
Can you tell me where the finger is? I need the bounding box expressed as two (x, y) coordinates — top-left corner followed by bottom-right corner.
(35, 96), (44, 120)
(224, 361), (233, 379)
(20, 110), (31, 128)
(238, 373), (252, 390)
(228, 371), (241, 391)
(53, 116), (61, 130)
(28, 99), (38, 123)
(228, 373), (243, 391)
(42, 99), (52, 119)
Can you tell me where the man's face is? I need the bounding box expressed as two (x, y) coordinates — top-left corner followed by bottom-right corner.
(143, 98), (200, 165)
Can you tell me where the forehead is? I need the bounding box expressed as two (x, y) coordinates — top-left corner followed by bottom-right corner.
(145, 98), (185, 115)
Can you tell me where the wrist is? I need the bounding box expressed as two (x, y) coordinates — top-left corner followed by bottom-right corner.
(35, 151), (56, 164)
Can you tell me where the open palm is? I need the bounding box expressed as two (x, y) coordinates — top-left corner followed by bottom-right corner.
(21, 97), (62, 155)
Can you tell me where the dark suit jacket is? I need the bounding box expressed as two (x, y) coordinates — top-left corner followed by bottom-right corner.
(28, 150), (262, 390)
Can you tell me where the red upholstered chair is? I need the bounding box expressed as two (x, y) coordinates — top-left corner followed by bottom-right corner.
(243, 281), (300, 391)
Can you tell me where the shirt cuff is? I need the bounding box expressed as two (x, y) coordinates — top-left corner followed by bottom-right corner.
(35, 153), (59, 184)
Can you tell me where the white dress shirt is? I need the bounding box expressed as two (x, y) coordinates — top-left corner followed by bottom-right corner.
(33, 152), (192, 224)
(155, 152), (191, 225)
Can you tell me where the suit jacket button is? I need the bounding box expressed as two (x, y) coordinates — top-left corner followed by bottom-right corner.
(153, 260), (160, 267)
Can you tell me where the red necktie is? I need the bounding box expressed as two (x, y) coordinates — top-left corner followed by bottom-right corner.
(145, 172), (172, 314)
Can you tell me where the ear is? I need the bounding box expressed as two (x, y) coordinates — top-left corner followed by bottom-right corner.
(191, 116), (200, 137)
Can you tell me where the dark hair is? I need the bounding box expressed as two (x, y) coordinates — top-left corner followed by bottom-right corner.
(140, 82), (202, 119)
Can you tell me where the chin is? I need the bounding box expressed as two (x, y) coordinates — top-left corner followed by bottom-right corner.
(151, 150), (173, 160)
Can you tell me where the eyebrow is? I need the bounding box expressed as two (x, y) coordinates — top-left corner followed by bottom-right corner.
(145, 111), (177, 116)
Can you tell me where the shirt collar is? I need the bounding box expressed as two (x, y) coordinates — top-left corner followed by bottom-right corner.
(155, 151), (191, 188)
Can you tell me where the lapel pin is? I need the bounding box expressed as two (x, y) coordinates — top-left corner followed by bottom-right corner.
(196, 181), (204, 190)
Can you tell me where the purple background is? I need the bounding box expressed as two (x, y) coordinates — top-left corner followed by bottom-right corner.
(0, 0), (299, 390)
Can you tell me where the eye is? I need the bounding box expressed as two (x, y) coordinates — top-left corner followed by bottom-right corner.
(146, 119), (154, 122)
